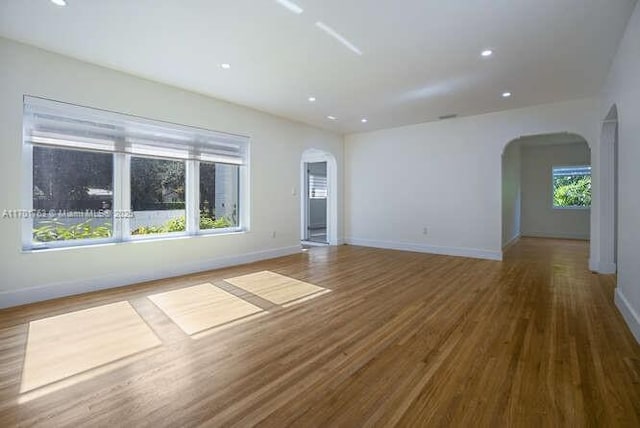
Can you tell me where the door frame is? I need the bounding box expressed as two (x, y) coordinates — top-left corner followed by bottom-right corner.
(303, 161), (328, 243)
(300, 149), (338, 245)
(597, 105), (619, 273)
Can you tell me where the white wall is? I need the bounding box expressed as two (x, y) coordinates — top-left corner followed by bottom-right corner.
(599, 2), (640, 342)
(0, 38), (343, 308)
(501, 142), (521, 247)
(345, 98), (600, 261)
(520, 142), (591, 240)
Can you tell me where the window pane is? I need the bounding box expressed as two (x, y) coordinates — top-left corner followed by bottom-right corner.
(32, 146), (113, 242)
(130, 157), (186, 235)
(308, 163), (328, 199)
(199, 162), (239, 230)
(552, 166), (592, 208)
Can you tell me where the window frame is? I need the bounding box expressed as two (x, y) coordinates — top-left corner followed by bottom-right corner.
(22, 96), (249, 251)
(551, 165), (592, 211)
(25, 144), (118, 250)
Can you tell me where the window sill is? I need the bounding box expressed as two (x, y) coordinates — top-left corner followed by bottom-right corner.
(552, 206), (591, 211)
(22, 228), (247, 253)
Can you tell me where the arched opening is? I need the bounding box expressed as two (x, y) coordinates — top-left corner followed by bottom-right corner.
(300, 148), (338, 245)
(597, 105), (619, 273)
(501, 133), (592, 257)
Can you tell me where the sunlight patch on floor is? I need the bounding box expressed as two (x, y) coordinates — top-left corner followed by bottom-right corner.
(20, 301), (161, 394)
(148, 283), (264, 335)
(224, 271), (330, 306)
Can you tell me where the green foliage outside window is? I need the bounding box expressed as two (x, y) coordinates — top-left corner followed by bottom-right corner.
(34, 213), (233, 242)
(553, 168), (591, 208)
(130, 213), (232, 235)
(33, 219), (112, 242)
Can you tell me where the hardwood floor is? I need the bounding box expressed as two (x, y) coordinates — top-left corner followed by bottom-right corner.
(0, 238), (639, 427)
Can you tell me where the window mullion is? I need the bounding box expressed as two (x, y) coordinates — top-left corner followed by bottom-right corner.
(113, 153), (131, 241)
(186, 159), (199, 235)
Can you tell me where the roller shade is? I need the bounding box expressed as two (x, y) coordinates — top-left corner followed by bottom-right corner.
(552, 166), (591, 177)
(24, 96), (249, 165)
(309, 174), (328, 198)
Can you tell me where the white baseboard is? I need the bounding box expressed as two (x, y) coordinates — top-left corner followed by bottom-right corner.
(521, 232), (590, 240)
(502, 234), (521, 251)
(345, 237), (502, 261)
(598, 261), (617, 274)
(588, 258), (617, 274)
(0, 245), (301, 309)
(301, 240), (329, 247)
(615, 288), (640, 344)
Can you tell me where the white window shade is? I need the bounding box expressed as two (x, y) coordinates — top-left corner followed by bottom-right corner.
(23, 96), (249, 164)
(309, 174), (327, 198)
(552, 166), (591, 177)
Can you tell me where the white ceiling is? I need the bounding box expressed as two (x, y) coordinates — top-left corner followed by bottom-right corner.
(0, 0), (636, 133)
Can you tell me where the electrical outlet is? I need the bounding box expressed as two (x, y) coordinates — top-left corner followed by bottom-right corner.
(423, 227), (428, 235)
(272, 230), (277, 238)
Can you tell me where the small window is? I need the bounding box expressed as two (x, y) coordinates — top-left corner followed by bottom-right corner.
(552, 166), (591, 209)
(308, 173), (327, 199)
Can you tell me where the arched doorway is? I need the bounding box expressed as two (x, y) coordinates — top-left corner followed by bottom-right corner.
(597, 105), (619, 273)
(300, 149), (338, 245)
(501, 133), (592, 257)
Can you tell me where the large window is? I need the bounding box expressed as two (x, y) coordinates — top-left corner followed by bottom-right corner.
(552, 166), (591, 209)
(23, 96), (248, 250)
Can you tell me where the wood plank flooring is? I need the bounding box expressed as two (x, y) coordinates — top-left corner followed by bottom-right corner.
(0, 238), (639, 427)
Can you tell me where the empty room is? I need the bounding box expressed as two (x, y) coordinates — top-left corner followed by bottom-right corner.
(1, 0), (639, 426)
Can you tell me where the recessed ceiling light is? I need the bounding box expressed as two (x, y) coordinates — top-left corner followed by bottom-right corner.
(50, 0), (67, 5)
(220, 63), (231, 69)
(361, 118), (368, 123)
(275, 0), (303, 15)
(308, 97), (316, 102)
(481, 49), (493, 57)
(327, 115), (337, 120)
(502, 92), (512, 98)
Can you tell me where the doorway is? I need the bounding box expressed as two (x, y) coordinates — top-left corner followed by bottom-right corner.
(304, 161), (328, 244)
(501, 132), (592, 257)
(300, 148), (338, 245)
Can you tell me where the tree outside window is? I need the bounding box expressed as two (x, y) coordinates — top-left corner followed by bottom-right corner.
(552, 166), (591, 208)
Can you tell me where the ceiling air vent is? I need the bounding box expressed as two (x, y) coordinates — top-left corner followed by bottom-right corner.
(438, 114), (458, 120)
